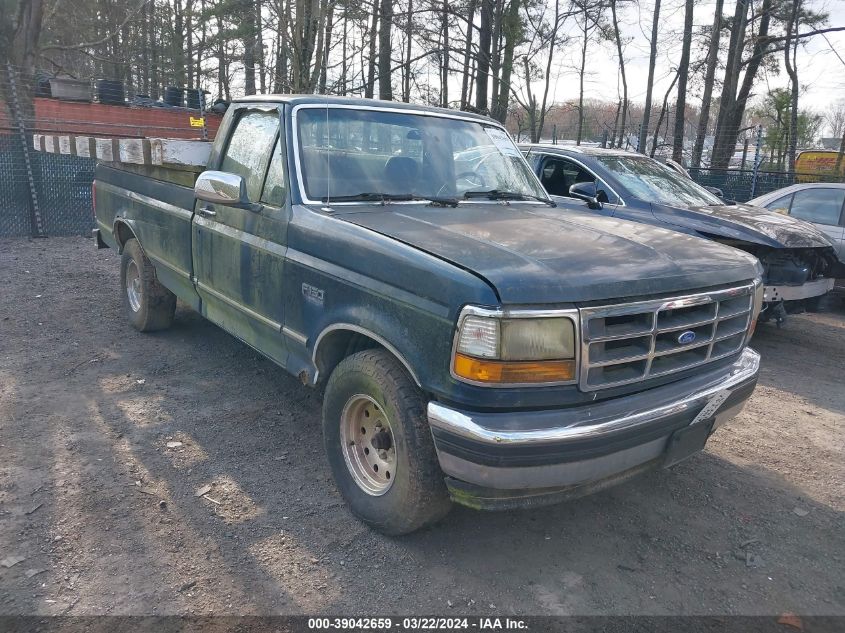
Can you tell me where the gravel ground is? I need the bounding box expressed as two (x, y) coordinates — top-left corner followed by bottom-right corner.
(0, 236), (843, 617)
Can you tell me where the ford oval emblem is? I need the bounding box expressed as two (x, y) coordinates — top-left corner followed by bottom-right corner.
(677, 330), (697, 345)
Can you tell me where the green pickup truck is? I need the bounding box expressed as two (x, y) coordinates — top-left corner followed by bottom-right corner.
(94, 96), (764, 534)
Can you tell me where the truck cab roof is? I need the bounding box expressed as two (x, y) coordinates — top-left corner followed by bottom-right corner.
(232, 94), (496, 124)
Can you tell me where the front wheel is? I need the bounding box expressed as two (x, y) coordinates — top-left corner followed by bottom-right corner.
(322, 349), (451, 535)
(120, 238), (176, 332)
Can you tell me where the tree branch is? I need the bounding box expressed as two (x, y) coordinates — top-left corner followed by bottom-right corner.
(40, 0), (151, 51)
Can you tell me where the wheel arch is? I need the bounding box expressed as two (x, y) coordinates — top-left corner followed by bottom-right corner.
(312, 324), (422, 387)
(112, 218), (139, 253)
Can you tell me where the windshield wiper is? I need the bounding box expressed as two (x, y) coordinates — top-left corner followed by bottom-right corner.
(323, 192), (459, 207)
(463, 189), (556, 207)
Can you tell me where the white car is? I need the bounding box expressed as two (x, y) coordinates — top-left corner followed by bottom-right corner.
(749, 182), (845, 295)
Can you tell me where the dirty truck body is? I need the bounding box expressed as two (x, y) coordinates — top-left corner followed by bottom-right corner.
(94, 96), (763, 534)
(520, 144), (843, 324)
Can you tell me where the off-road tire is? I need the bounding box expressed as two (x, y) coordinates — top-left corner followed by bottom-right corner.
(323, 349), (452, 535)
(120, 238), (176, 332)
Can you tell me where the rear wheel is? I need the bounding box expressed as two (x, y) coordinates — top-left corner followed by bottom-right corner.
(322, 349), (451, 535)
(120, 238), (176, 332)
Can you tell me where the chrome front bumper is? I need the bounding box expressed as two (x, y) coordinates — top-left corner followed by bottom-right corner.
(764, 278), (834, 302)
(427, 348), (760, 504)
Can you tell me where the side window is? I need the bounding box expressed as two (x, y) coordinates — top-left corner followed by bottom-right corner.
(540, 157), (617, 204)
(220, 111), (279, 202)
(789, 188), (845, 226)
(763, 193), (793, 214)
(540, 158), (589, 197)
(260, 137), (287, 206)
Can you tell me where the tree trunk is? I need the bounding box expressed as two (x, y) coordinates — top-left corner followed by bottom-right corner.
(651, 70), (680, 157)
(243, 0), (257, 95)
(690, 0), (723, 168)
(365, 0), (378, 98)
(494, 0), (521, 123)
(784, 0), (800, 174)
(403, 0), (413, 102)
(274, 0), (290, 92)
(378, 0), (392, 99)
(216, 12), (229, 100)
(256, 0), (267, 93)
(140, 0), (150, 93)
(460, 0), (477, 110)
(575, 5), (589, 145)
(0, 0), (45, 124)
(637, 0), (661, 153)
(490, 0), (504, 116)
(341, 11), (348, 95)
(476, 0), (493, 113)
(610, 0), (628, 149)
(536, 0), (562, 142)
(671, 0), (694, 162)
(151, 5), (160, 98)
(319, 3), (334, 94)
(610, 99), (621, 148)
(186, 1), (195, 88)
(440, 0), (449, 107)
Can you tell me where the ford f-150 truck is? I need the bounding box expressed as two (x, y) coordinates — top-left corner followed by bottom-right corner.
(94, 96), (764, 535)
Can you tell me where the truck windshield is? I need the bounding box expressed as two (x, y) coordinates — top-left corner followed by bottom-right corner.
(594, 155), (723, 207)
(296, 107), (548, 204)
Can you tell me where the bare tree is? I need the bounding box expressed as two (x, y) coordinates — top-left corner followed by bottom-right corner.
(476, 0), (493, 113)
(826, 101), (845, 139)
(378, 0), (392, 99)
(671, 0), (693, 162)
(690, 0), (724, 168)
(637, 0), (660, 153)
(609, 0), (629, 148)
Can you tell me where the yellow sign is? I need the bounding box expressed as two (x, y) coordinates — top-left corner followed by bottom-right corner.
(189, 116), (205, 128)
(795, 150), (845, 182)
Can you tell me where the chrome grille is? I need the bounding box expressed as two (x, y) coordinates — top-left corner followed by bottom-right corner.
(580, 284), (754, 391)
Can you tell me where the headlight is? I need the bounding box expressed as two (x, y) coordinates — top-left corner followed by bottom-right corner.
(748, 278), (764, 339)
(452, 307), (578, 385)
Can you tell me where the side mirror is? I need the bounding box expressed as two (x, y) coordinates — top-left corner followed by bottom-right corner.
(195, 171), (255, 209)
(569, 181), (603, 210)
(704, 186), (725, 198)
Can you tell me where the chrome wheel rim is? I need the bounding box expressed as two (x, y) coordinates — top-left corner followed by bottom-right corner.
(126, 260), (142, 313)
(340, 394), (396, 496)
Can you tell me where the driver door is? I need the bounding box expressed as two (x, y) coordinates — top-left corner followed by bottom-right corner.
(192, 106), (291, 366)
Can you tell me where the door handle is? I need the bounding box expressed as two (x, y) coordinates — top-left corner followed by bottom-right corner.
(199, 206), (217, 217)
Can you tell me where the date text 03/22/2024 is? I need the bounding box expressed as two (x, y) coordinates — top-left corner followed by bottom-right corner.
(307, 617), (528, 630)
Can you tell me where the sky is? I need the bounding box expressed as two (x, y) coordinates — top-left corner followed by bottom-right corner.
(539, 0), (845, 134)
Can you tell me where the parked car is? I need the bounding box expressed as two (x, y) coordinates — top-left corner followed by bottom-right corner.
(94, 96), (764, 534)
(520, 144), (844, 324)
(749, 182), (845, 298)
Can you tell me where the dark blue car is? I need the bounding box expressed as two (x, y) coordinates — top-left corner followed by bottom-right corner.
(519, 144), (843, 323)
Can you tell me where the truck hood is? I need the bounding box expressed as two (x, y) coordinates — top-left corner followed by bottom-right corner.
(650, 201), (837, 249)
(334, 203), (761, 304)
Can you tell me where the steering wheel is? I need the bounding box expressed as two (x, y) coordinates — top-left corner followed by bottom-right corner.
(455, 170), (487, 190)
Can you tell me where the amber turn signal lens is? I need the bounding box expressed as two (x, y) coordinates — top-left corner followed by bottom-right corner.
(453, 353), (575, 384)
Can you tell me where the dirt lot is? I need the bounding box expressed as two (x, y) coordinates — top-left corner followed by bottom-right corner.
(0, 236), (843, 617)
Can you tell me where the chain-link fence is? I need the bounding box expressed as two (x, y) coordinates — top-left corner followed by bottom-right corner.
(0, 65), (218, 238)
